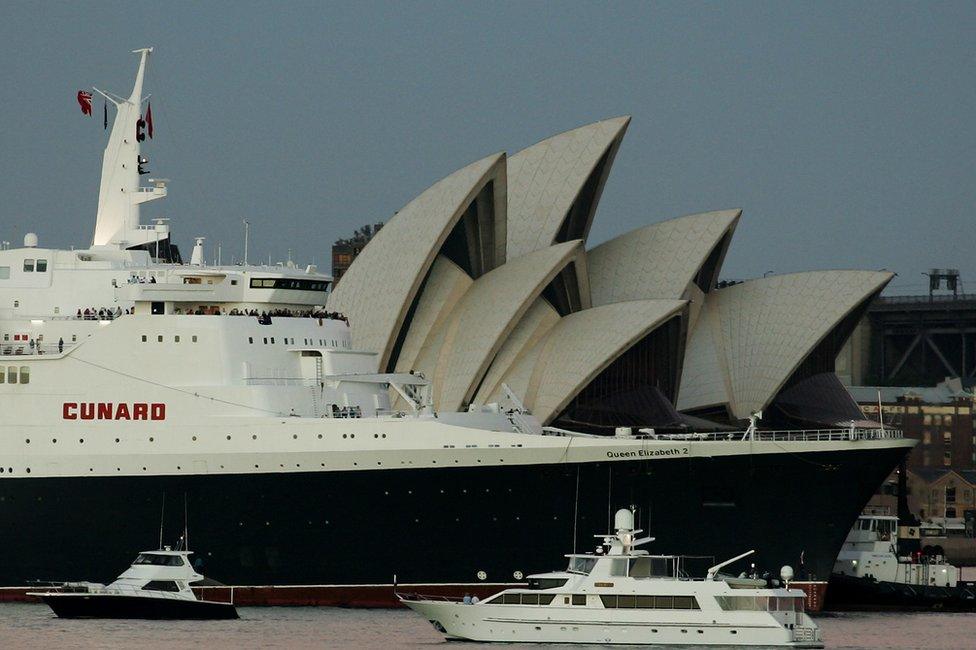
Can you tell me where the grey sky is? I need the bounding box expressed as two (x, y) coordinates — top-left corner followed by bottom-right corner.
(1, 1), (973, 295)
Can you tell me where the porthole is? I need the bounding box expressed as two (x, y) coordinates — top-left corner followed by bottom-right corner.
(79, 438), (84, 444)
(342, 434), (347, 439)
(157, 335), (163, 342)
(52, 438), (57, 443)
(25, 468), (30, 474)
(149, 437), (154, 442)
(192, 436), (197, 441)
(141, 335), (147, 342)
(174, 335), (180, 343)
(226, 435), (231, 440)
(292, 434), (297, 440)
(25, 439), (30, 444)
(317, 434), (322, 439)
(177, 466), (181, 470)
(142, 467), (147, 471)
(252, 435), (257, 440)
(374, 434), (378, 439)
(192, 335), (198, 343)
(115, 438), (119, 443)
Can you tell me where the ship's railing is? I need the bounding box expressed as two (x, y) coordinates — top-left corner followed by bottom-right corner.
(646, 427), (903, 442)
(0, 342), (78, 357)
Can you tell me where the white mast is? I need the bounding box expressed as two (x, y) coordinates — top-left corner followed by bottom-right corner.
(91, 47), (168, 249)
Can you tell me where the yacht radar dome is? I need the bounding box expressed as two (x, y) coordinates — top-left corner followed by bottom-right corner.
(24, 233), (38, 248)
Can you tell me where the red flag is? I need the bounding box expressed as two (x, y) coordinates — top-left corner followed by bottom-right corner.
(77, 91), (93, 116)
(146, 101), (154, 139)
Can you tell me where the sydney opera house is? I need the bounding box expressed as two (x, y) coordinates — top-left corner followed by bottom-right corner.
(330, 116), (890, 433)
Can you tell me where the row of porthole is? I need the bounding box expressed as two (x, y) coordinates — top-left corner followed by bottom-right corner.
(24, 433), (394, 445)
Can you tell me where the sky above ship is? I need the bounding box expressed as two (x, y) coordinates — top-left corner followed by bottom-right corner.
(0, 1), (973, 295)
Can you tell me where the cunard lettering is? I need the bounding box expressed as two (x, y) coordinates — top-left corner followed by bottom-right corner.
(62, 402), (166, 421)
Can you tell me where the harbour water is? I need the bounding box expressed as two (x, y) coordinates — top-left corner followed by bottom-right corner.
(1, 603), (973, 649)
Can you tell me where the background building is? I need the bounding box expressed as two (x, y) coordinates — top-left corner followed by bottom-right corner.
(331, 223), (383, 284)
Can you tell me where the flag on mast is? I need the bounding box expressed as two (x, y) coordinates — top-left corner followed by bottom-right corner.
(146, 101), (154, 139)
(77, 91), (93, 116)
(103, 100), (108, 129)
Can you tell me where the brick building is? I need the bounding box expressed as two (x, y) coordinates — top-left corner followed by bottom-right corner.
(331, 223), (382, 284)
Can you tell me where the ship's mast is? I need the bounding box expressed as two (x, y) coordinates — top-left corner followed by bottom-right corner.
(91, 47), (167, 249)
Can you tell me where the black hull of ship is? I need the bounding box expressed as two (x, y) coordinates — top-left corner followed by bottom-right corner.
(2, 447), (907, 606)
(39, 594), (238, 619)
(825, 574), (976, 611)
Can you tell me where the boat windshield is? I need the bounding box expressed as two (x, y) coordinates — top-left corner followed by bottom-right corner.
(567, 557), (597, 575)
(133, 553), (185, 567)
(715, 595), (805, 612)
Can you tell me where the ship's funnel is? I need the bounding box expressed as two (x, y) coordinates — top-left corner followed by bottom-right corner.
(91, 48), (167, 249)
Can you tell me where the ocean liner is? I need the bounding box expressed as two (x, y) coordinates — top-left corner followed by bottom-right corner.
(0, 49), (913, 609)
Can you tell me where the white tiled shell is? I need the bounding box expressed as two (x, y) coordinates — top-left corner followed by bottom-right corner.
(587, 210), (741, 305)
(432, 240), (584, 411)
(500, 300), (687, 424)
(506, 116), (630, 260)
(394, 255), (472, 375)
(327, 153), (506, 369)
(677, 270), (893, 419)
(474, 297), (561, 405)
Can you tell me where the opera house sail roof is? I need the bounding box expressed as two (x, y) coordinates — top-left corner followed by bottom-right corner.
(328, 117), (891, 433)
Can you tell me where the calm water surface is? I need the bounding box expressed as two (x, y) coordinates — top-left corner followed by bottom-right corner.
(1, 603), (973, 649)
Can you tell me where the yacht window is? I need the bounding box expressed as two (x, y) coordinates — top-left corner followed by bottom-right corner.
(36, 259), (48, 272)
(134, 553), (185, 566)
(248, 337), (254, 344)
(567, 557), (597, 575)
(142, 580), (181, 592)
(0, 266), (9, 279)
(19, 366), (28, 384)
(141, 335), (147, 342)
(7, 367), (17, 384)
(520, 593), (540, 605)
(673, 596), (699, 609)
(538, 594), (555, 605)
(528, 577), (569, 590)
(0, 368), (4, 383)
(157, 335), (163, 343)
(501, 593), (521, 604)
(23, 259), (34, 272)
(174, 336), (180, 343)
(231, 280), (238, 285)
(192, 335), (198, 343)
(654, 595), (673, 609)
(610, 559), (628, 576)
(571, 594), (586, 606)
(636, 595), (654, 608)
(617, 595), (636, 608)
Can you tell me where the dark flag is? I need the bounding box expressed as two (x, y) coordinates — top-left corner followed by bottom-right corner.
(146, 101), (154, 139)
(77, 90), (93, 116)
(103, 100), (108, 130)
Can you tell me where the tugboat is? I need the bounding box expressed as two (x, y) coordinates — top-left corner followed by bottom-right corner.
(827, 513), (976, 610)
(399, 509), (823, 647)
(28, 547), (238, 619)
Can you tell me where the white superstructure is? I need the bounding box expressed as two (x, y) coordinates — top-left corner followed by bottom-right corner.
(400, 508), (823, 647)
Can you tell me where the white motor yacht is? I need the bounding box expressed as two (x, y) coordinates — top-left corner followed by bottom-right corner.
(400, 508), (823, 647)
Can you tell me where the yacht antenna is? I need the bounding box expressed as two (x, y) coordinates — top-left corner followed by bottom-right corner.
(158, 492), (166, 550)
(606, 465), (613, 533)
(572, 467), (580, 554)
(243, 219), (250, 266)
(183, 493), (189, 551)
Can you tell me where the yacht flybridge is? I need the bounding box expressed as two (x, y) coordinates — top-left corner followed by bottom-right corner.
(400, 509), (823, 647)
(0, 48), (915, 608)
(29, 548), (238, 619)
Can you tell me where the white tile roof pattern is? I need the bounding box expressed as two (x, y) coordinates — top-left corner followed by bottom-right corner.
(432, 240), (584, 411)
(490, 300), (687, 424)
(506, 116), (630, 259)
(328, 153), (506, 369)
(394, 255), (472, 375)
(587, 210), (741, 305)
(473, 297), (561, 405)
(676, 270), (893, 419)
